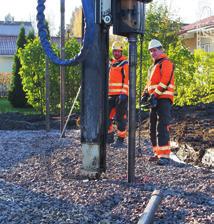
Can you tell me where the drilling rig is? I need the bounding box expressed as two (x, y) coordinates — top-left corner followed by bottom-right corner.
(37, 0), (153, 182)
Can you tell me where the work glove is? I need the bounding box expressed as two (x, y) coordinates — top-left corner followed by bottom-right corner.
(140, 92), (149, 105)
(118, 94), (128, 103)
(148, 94), (158, 108)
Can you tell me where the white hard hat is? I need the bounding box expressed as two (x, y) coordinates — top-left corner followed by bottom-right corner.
(148, 39), (162, 50)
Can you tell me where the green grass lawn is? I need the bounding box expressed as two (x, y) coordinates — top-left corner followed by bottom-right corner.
(0, 98), (37, 114)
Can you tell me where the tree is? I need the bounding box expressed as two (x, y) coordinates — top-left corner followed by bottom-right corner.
(27, 29), (35, 42)
(192, 50), (214, 104)
(19, 38), (57, 114)
(64, 38), (81, 111)
(4, 13), (14, 22)
(8, 27), (28, 107)
(167, 40), (195, 106)
(19, 37), (81, 114)
(68, 7), (82, 38)
(173, 49), (214, 106)
(144, 4), (182, 49)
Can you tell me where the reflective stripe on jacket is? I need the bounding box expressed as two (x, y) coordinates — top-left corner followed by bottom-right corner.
(108, 56), (129, 96)
(146, 54), (175, 102)
(153, 145), (171, 158)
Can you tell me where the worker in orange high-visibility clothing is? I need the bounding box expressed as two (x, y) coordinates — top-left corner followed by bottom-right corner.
(107, 41), (129, 148)
(141, 39), (175, 165)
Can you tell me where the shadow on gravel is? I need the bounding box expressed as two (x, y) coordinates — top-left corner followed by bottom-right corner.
(184, 191), (214, 206)
(0, 180), (85, 223)
(0, 112), (79, 130)
(152, 187), (213, 224)
(0, 180), (126, 223)
(0, 132), (66, 171)
(153, 207), (187, 224)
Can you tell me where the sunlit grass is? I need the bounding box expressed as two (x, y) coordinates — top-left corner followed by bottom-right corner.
(0, 98), (38, 114)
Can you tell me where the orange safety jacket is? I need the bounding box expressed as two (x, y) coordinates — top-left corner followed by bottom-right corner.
(108, 56), (129, 96)
(145, 54), (175, 102)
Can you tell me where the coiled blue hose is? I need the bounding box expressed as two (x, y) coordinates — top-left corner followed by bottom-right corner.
(37, 0), (95, 66)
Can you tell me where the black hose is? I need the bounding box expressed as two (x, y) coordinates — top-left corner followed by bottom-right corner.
(36, 0), (95, 66)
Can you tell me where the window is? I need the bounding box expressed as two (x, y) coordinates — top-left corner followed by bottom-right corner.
(201, 43), (210, 52)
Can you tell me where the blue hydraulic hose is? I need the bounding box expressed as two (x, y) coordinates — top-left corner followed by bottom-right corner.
(37, 0), (95, 66)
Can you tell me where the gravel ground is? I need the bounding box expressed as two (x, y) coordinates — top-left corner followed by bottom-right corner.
(0, 129), (213, 224)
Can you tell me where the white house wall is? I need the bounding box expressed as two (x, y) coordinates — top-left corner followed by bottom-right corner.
(0, 56), (13, 73)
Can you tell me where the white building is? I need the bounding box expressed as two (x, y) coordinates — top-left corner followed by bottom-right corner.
(0, 20), (33, 74)
(180, 16), (214, 53)
(0, 20), (33, 96)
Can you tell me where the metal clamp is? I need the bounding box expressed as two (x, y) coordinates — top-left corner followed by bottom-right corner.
(95, 0), (112, 25)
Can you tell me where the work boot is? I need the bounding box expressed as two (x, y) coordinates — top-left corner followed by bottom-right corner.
(157, 158), (185, 167)
(107, 132), (114, 144)
(110, 137), (126, 148)
(157, 158), (170, 166)
(148, 155), (159, 162)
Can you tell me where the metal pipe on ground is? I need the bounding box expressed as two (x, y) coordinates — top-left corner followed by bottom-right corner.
(138, 189), (163, 224)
